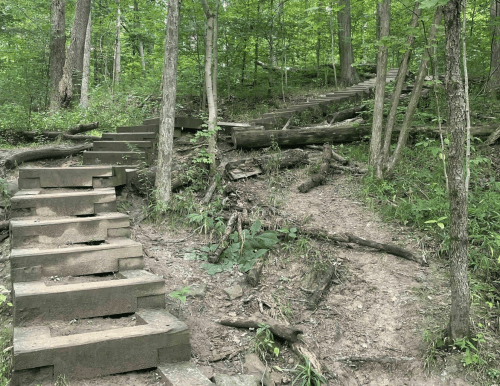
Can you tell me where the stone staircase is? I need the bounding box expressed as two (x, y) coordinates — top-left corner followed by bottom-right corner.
(10, 117), (213, 385)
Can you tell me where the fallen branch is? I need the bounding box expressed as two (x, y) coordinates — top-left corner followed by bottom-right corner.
(4, 144), (93, 169)
(209, 212), (238, 263)
(219, 313), (303, 343)
(297, 144), (332, 193)
(330, 163), (367, 174)
(346, 233), (424, 265)
(329, 105), (367, 124)
(335, 356), (414, 364)
(479, 125), (500, 147)
(282, 114), (294, 130)
(66, 121), (99, 135)
(307, 263), (338, 310)
(203, 162), (228, 204)
(0, 221), (9, 231)
(22, 131), (100, 142)
(290, 342), (322, 374)
(330, 150), (349, 165)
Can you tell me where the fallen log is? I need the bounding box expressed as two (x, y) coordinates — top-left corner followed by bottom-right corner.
(297, 144), (332, 193)
(4, 144), (93, 169)
(232, 123), (500, 149)
(0, 221), (9, 231)
(209, 212), (238, 263)
(202, 162), (228, 204)
(330, 163), (367, 174)
(330, 150), (349, 165)
(290, 342), (323, 374)
(329, 104), (367, 124)
(479, 126), (500, 147)
(219, 314), (303, 343)
(66, 121), (99, 135)
(225, 149), (309, 180)
(297, 118), (364, 131)
(22, 131), (100, 142)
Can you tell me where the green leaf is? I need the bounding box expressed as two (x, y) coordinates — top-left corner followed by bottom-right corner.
(250, 220), (262, 235)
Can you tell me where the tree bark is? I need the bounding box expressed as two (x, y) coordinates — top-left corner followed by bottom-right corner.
(58, 0), (91, 108)
(80, 13), (92, 108)
(49, 0), (66, 111)
(297, 144), (332, 193)
(201, 0), (218, 175)
(386, 7), (443, 175)
(134, 0), (147, 77)
(112, 1), (121, 90)
(155, 0), (182, 203)
(337, 0), (358, 86)
(382, 2), (421, 161)
(443, 0), (471, 340)
(489, 0), (500, 98)
(5, 144), (92, 169)
(369, 0), (390, 178)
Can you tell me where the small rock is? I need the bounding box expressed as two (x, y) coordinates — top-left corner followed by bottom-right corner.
(224, 285), (243, 300)
(282, 376), (292, 384)
(198, 365), (214, 380)
(287, 358), (294, 364)
(243, 353), (273, 386)
(212, 374), (261, 386)
(187, 283), (208, 299)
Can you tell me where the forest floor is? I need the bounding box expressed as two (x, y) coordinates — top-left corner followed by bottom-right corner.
(0, 140), (491, 386)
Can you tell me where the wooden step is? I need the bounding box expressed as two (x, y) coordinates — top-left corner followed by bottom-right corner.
(82, 151), (151, 166)
(13, 270), (165, 325)
(18, 166), (127, 189)
(143, 116), (203, 129)
(101, 132), (158, 142)
(116, 124), (159, 133)
(10, 212), (130, 249)
(12, 309), (190, 385)
(10, 237), (143, 283)
(93, 141), (155, 153)
(11, 188), (116, 218)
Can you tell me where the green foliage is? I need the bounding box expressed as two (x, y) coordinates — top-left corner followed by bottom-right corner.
(252, 323), (279, 360)
(292, 356), (327, 386)
(201, 219), (279, 275)
(455, 335), (487, 367)
(169, 286), (191, 304)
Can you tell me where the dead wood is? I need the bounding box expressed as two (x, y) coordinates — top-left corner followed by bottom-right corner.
(307, 263), (338, 310)
(219, 313), (303, 343)
(22, 132), (100, 142)
(281, 114), (294, 130)
(0, 221), (9, 231)
(290, 342), (323, 374)
(299, 118), (364, 131)
(329, 104), (367, 124)
(203, 162), (228, 204)
(330, 150), (349, 165)
(246, 251), (267, 287)
(209, 212), (238, 263)
(66, 121), (99, 135)
(297, 144), (332, 193)
(335, 356), (414, 364)
(345, 233), (424, 265)
(479, 126), (500, 147)
(4, 144), (92, 169)
(330, 163), (367, 174)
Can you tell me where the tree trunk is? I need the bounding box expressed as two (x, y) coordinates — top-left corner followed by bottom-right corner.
(381, 2), (421, 161)
(369, 0), (390, 177)
(58, 0), (91, 108)
(134, 0), (147, 77)
(337, 0), (358, 86)
(49, 0), (66, 111)
(155, 0), (182, 203)
(80, 13), (92, 108)
(443, 0), (471, 341)
(386, 7), (443, 175)
(330, 1), (337, 87)
(112, 1), (121, 90)
(201, 0), (218, 175)
(489, 0), (500, 98)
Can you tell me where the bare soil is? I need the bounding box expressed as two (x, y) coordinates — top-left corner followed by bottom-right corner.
(0, 146), (488, 386)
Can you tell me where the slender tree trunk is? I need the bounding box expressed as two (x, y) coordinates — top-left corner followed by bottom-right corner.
(369, 0), (390, 177)
(134, 0), (147, 77)
(112, 1), (121, 91)
(201, 0), (218, 175)
(386, 7), (443, 175)
(58, 0), (91, 108)
(381, 2), (421, 161)
(489, 0), (500, 98)
(443, 0), (471, 341)
(49, 0), (66, 111)
(337, 0), (358, 86)
(80, 13), (92, 108)
(156, 0), (182, 203)
(330, 2), (337, 87)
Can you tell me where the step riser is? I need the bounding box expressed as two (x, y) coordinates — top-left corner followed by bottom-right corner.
(116, 125), (159, 133)
(143, 116), (203, 129)
(19, 167), (126, 189)
(14, 272), (165, 324)
(11, 190), (116, 218)
(101, 133), (158, 142)
(93, 141), (155, 152)
(10, 242), (143, 283)
(12, 310), (191, 385)
(83, 152), (151, 166)
(10, 215), (130, 249)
